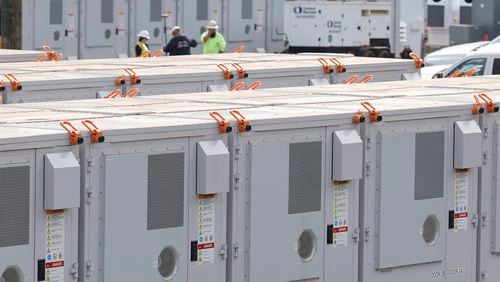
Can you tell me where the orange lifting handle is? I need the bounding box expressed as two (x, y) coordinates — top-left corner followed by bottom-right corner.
(104, 89), (122, 99)
(344, 75), (360, 84)
(234, 45), (246, 53)
(124, 68), (141, 85)
(217, 64), (234, 80)
(0, 81), (6, 92)
(230, 82), (247, 91)
(60, 120), (84, 145)
(124, 88), (140, 98)
(472, 95), (485, 115)
(318, 58), (333, 74)
(360, 75), (374, 83)
(330, 57), (346, 73)
(114, 75), (126, 86)
(353, 111), (366, 124)
(478, 93), (499, 113)
(4, 74), (22, 91)
(409, 52), (424, 69)
(246, 81), (262, 90)
(82, 120), (105, 143)
(230, 110), (252, 132)
(209, 112), (232, 134)
(232, 63), (249, 79)
(361, 102), (382, 122)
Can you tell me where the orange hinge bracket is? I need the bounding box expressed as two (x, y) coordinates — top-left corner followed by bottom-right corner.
(230, 110), (252, 132)
(361, 102), (382, 122)
(246, 81), (262, 90)
(344, 75), (360, 84)
(409, 52), (424, 69)
(4, 73), (22, 91)
(104, 89), (122, 99)
(230, 82), (247, 91)
(124, 88), (140, 98)
(353, 111), (366, 124)
(359, 74), (374, 83)
(232, 63), (249, 79)
(124, 68), (141, 85)
(330, 57), (346, 73)
(82, 120), (105, 143)
(210, 112), (232, 134)
(217, 64), (234, 80)
(479, 93), (499, 113)
(318, 58), (333, 74)
(60, 120), (84, 145)
(472, 95), (485, 114)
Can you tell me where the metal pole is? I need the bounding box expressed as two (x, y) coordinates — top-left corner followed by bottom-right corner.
(161, 13), (171, 47)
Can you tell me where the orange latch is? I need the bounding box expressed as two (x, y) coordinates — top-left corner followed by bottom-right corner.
(232, 63), (249, 79)
(210, 112), (232, 134)
(359, 75), (374, 83)
(230, 82), (247, 91)
(448, 70), (464, 78)
(409, 52), (424, 69)
(234, 45), (246, 53)
(60, 120), (84, 145)
(35, 45), (63, 62)
(472, 95), (485, 114)
(114, 75), (126, 86)
(124, 88), (140, 98)
(4, 74), (22, 91)
(230, 110), (252, 132)
(246, 81), (262, 90)
(124, 68), (141, 85)
(344, 75), (360, 84)
(478, 93), (499, 113)
(318, 58), (333, 74)
(361, 101), (382, 122)
(352, 111), (366, 124)
(82, 120), (105, 143)
(465, 68), (478, 77)
(104, 89), (122, 99)
(0, 81), (5, 92)
(217, 64), (234, 80)
(330, 57), (346, 73)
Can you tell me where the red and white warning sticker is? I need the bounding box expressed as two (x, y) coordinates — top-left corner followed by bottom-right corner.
(333, 182), (349, 247)
(454, 171), (469, 232)
(46, 210), (65, 281)
(198, 195), (216, 264)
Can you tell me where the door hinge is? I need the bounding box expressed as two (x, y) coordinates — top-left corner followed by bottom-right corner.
(70, 262), (78, 279)
(483, 150), (489, 165)
(481, 269), (487, 281)
(364, 227), (370, 242)
(352, 228), (360, 243)
(472, 213), (479, 228)
(86, 188), (94, 204)
(234, 144), (241, 160)
(85, 260), (93, 278)
(233, 242), (240, 258)
(234, 173), (241, 190)
(366, 161), (372, 177)
(366, 134), (372, 149)
(482, 213), (488, 227)
(220, 244), (228, 260)
(86, 157), (94, 172)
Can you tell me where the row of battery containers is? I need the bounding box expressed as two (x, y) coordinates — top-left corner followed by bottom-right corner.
(0, 121), (482, 282)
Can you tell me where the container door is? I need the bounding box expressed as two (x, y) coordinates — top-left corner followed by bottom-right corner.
(180, 0), (222, 54)
(247, 138), (324, 281)
(102, 152), (188, 281)
(33, 0), (78, 58)
(267, 0), (286, 52)
(0, 151), (35, 282)
(129, 0), (177, 57)
(226, 0), (267, 52)
(80, 0), (129, 58)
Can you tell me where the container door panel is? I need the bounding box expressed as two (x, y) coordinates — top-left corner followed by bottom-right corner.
(181, 0), (222, 54)
(0, 152), (35, 282)
(33, 0), (78, 58)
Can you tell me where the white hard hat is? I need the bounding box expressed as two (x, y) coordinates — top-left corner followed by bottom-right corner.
(137, 30), (150, 39)
(172, 26), (181, 32)
(206, 20), (218, 29)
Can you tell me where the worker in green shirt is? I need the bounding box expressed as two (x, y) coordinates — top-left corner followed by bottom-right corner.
(200, 20), (226, 54)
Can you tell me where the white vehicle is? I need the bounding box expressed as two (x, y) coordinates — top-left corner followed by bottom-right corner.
(424, 41), (489, 66)
(432, 42), (500, 78)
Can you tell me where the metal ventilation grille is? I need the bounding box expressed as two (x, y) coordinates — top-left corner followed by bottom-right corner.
(289, 142), (322, 214)
(0, 166), (30, 248)
(414, 132), (445, 200)
(148, 153), (185, 230)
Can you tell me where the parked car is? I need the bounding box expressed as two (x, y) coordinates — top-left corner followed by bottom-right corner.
(432, 42), (500, 78)
(424, 36), (500, 66)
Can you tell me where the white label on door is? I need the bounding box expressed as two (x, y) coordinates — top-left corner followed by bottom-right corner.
(117, 12), (125, 35)
(333, 182), (349, 247)
(67, 13), (76, 36)
(454, 171), (469, 232)
(46, 210), (65, 281)
(198, 195), (216, 264)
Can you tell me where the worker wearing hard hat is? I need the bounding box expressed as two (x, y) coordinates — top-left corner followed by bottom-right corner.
(164, 26), (198, 56)
(200, 20), (226, 54)
(135, 30), (151, 57)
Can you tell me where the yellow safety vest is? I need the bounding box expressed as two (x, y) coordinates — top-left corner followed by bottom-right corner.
(136, 41), (150, 57)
